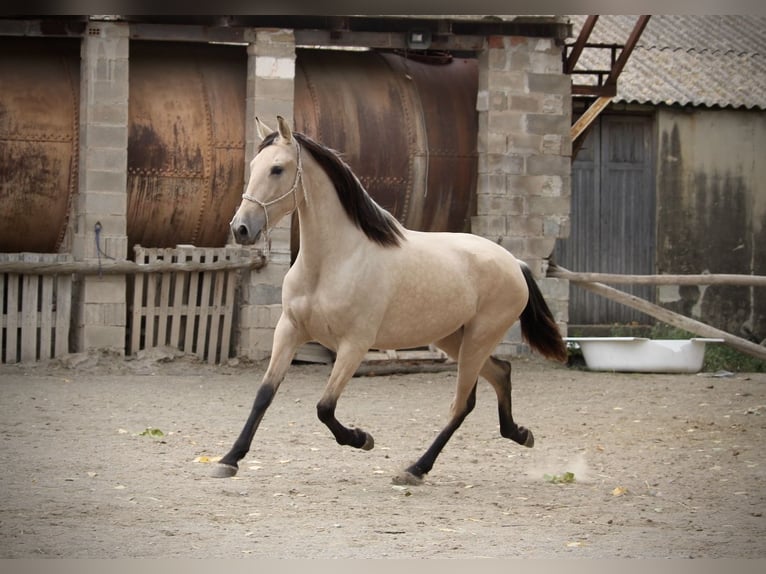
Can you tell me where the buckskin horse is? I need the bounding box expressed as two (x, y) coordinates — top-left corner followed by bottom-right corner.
(216, 116), (566, 484)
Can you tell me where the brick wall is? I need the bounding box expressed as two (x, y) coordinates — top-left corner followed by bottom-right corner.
(71, 21), (130, 354)
(236, 29), (297, 360)
(475, 36), (571, 355)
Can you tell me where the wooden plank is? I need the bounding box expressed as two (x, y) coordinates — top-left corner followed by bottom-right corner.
(363, 348), (449, 362)
(54, 270), (71, 358)
(130, 247), (146, 355)
(144, 250), (159, 349)
(184, 250), (202, 355)
(0, 268), (5, 363)
(571, 96), (612, 141)
(206, 253), (225, 364)
(0, 254), (266, 275)
(6, 272), (19, 364)
(548, 266), (766, 287)
(218, 266), (237, 365)
(20, 254), (39, 362)
(156, 248), (172, 348)
(356, 348), (455, 377)
(294, 342), (334, 364)
(40, 274), (53, 359)
(168, 247), (188, 349)
(195, 249), (214, 361)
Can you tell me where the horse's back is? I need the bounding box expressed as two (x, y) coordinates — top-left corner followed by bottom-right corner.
(370, 230), (529, 349)
(401, 230), (526, 288)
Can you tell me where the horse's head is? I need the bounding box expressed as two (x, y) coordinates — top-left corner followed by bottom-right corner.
(230, 116), (302, 245)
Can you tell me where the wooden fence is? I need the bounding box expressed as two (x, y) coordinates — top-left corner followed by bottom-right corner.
(130, 245), (254, 364)
(1, 253), (72, 364)
(548, 263), (766, 361)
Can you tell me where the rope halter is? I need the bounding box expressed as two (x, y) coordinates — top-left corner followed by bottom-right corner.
(240, 141), (303, 252)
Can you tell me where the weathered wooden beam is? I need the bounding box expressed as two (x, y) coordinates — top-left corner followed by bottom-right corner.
(571, 95), (613, 141)
(0, 256), (266, 276)
(548, 266), (766, 287)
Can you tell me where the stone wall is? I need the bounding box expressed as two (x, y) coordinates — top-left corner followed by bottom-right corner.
(474, 36), (572, 355)
(236, 29), (297, 360)
(71, 21), (130, 354)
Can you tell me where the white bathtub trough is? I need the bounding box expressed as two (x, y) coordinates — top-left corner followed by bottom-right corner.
(565, 337), (725, 373)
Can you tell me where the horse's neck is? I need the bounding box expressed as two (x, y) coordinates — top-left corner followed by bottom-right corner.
(294, 158), (364, 269)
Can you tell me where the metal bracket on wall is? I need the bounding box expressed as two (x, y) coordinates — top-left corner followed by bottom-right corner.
(565, 15), (651, 152)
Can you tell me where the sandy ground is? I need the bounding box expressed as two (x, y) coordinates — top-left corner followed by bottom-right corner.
(0, 349), (764, 558)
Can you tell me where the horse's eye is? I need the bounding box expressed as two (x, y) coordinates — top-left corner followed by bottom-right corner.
(270, 165), (284, 176)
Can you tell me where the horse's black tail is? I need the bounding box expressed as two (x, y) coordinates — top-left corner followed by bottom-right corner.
(519, 263), (568, 363)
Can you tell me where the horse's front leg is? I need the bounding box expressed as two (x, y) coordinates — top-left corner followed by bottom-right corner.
(212, 314), (306, 478)
(316, 345), (374, 450)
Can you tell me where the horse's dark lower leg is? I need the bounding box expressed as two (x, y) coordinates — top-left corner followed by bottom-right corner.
(397, 382), (477, 483)
(486, 356), (534, 447)
(315, 347), (374, 451)
(212, 382), (278, 477)
(317, 400), (374, 450)
(213, 315), (303, 478)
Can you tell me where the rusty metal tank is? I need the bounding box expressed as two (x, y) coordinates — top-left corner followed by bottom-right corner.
(127, 41), (246, 251)
(0, 38), (80, 253)
(1, 42), (477, 255)
(294, 49), (478, 234)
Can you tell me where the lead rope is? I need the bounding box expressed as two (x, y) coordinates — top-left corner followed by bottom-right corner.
(241, 142), (302, 258)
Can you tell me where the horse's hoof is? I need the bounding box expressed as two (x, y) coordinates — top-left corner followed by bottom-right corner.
(361, 432), (375, 450)
(523, 428), (535, 448)
(392, 469), (423, 486)
(211, 463), (239, 478)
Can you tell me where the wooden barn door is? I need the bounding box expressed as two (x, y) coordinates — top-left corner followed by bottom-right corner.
(555, 114), (656, 325)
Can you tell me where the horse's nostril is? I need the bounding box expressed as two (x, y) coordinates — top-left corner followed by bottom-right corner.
(236, 225), (249, 239)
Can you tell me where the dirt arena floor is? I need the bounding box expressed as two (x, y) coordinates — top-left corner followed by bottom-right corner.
(0, 349), (764, 558)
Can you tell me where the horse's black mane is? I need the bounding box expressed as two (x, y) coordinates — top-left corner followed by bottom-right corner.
(259, 131), (404, 247)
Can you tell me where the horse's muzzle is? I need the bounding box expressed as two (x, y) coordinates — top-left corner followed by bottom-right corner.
(230, 210), (265, 245)
(231, 223), (261, 245)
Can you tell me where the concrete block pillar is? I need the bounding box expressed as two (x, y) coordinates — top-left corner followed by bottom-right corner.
(237, 28), (296, 360)
(72, 21), (130, 354)
(475, 35), (572, 355)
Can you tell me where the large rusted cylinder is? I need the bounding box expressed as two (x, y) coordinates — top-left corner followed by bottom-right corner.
(295, 49), (478, 234)
(127, 42), (246, 251)
(0, 38), (80, 253)
(1, 42), (477, 255)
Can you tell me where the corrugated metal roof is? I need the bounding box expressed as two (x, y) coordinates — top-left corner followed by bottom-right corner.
(568, 15), (766, 110)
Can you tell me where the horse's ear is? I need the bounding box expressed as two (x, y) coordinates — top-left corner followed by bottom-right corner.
(255, 117), (273, 141)
(276, 115), (293, 143)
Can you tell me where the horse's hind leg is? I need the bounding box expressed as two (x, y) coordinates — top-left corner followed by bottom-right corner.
(434, 333), (533, 448)
(396, 378), (478, 485)
(482, 356), (534, 447)
(396, 329), (485, 484)
(395, 331), (533, 485)
(316, 344), (375, 450)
